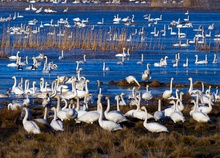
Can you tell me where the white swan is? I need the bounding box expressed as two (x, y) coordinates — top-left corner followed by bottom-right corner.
(132, 93), (153, 120)
(103, 62), (110, 71)
(22, 107), (41, 134)
(125, 75), (140, 87)
(153, 99), (164, 121)
(173, 59), (179, 67)
(136, 54), (144, 64)
(0, 90), (10, 98)
(115, 93), (126, 106)
(162, 78), (174, 99)
(116, 55), (125, 65)
(76, 94), (102, 124)
(98, 103), (123, 132)
(56, 96), (70, 121)
(195, 54), (208, 64)
(115, 47), (127, 57)
(161, 56), (168, 66)
(154, 58), (163, 67)
(212, 54), (217, 64)
(183, 57), (188, 67)
(58, 50), (64, 60)
(213, 87), (220, 102)
(190, 100), (211, 123)
(197, 93), (213, 114)
(61, 98), (78, 120)
(78, 54), (87, 64)
(168, 88), (179, 100)
(142, 70), (151, 81)
(8, 102), (22, 110)
(104, 97), (127, 123)
(169, 100), (185, 123)
(75, 96), (88, 118)
(9, 51), (20, 60)
(11, 76), (24, 95)
(34, 106), (48, 125)
(50, 107), (64, 131)
(97, 18), (104, 24)
(142, 85), (153, 101)
(188, 77), (202, 96)
(142, 106), (168, 133)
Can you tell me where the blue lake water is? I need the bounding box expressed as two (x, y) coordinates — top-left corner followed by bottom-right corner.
(0, 5), (220, 105)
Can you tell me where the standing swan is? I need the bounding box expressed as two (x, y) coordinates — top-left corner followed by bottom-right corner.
(104, 97), (127, 123)
(142, 85), (153, 101)
(126, 75), (140, 87)
(142, 106), (168, 133)
(162, 78), (174, 99)
(50, 107), (64, 131)
(190, 99), (210, 123)
(153, 99), (164, 121)
(98, 103), (123, 132)
(22, 107), (41, 134)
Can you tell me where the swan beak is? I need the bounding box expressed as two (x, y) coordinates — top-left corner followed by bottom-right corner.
(53, 95), (58, 99)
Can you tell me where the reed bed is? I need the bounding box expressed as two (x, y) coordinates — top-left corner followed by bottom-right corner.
(2, 25), (220, 57)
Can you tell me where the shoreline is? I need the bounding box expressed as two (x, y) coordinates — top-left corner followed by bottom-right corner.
(1, 2), (220, 11)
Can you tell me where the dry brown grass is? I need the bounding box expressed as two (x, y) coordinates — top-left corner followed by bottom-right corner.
(0, 99), (220, 158)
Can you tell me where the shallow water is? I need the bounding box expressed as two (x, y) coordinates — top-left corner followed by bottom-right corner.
(0, 6), (220, 106)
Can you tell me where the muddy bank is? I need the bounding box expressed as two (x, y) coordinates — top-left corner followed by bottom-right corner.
(109, 78), (219, 89)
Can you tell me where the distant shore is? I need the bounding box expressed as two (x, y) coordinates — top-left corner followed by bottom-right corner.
(1, 2), (220, 11)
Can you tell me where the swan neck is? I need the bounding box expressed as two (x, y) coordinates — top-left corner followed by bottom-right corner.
(43, 107), (48, 120)
(12, 77), (17, 90)
(98, 103), (103, 124)
(170, 79), (173, 91)
(158, 99), (161, 111)
(56, 97), (61, 111)
(76, 97), (80, 111)
(105, 98), (110, 113)
(23, 108), (28, 122)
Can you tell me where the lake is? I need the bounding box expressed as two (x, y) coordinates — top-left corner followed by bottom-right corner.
(0, 4), (220, 106)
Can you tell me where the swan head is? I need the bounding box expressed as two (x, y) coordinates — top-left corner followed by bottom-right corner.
(140, 106), (147, 111)
(115, 95), (119, 100)
(169, 100), (175, 104)
(190, 100), (196, 104)
(51, 107), (56, 111)
(7, 103), (12, 110)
